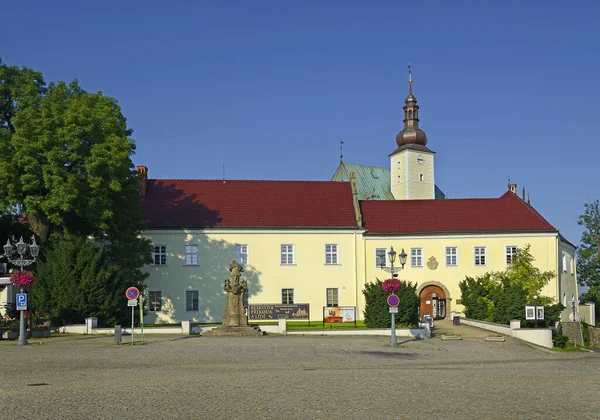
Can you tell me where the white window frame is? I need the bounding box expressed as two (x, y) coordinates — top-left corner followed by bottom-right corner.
(152, 245), (167, 266)
(375, 248), (387, 268)
(474, 246), (487, 266)
(445, 247), (458, 267)
(280, 244), (295, 265)
(281, 288), (294, 304)
(148, 290), (162, 312)
(235, 244), (249, 265)
(410, 248), (423, 268)
(397, 161), (401, 169)
(419, 173), (424, 182)
(326, 287), (339, 307)
(562, 253), (567, 273)
(570, 257), (574, 275)
(397, 175), (401, 184)
(325, 244), (339, 265)
(505, 245), (517, 266)
(184, 289), (199, 312)
(184, 244), (199, 266)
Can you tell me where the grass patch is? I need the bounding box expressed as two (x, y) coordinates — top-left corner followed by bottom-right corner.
(553, 343), (585, 352)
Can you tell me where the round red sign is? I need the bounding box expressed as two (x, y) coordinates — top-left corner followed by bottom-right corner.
(387, 293), (400, 307)
(126, 287), (140, 300)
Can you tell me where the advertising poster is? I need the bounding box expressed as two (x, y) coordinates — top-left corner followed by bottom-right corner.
(323, 306), (356, 323)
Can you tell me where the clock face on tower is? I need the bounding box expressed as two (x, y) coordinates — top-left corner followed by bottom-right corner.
(416, 155), (425, 165)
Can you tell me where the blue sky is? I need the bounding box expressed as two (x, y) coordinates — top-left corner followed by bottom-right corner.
(3, 0), (599, 245)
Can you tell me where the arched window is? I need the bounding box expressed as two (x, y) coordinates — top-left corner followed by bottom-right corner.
(408, 110), (413, 119)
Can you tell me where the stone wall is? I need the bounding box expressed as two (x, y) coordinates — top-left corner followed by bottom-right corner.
(588, 325), (600, 347)
(561, 322), (583, 346)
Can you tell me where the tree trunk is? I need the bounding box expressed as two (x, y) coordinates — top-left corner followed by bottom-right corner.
(26, 211), (50, 241)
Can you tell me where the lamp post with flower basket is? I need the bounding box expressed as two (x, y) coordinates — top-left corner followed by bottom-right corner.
(2, 237), (40, 346)
(380, 246), (407, 346)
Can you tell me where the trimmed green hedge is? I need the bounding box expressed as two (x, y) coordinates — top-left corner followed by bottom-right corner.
(363, 279), (420, 328)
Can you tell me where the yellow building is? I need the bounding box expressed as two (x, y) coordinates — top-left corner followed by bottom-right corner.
(140, 73), (579, 324)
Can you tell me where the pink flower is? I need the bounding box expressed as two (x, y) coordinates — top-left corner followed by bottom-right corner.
(381, 278), (401, 294)
(9, 270), (36, 288)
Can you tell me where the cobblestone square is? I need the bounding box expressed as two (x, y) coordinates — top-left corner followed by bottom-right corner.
(1, 334), (598, 419)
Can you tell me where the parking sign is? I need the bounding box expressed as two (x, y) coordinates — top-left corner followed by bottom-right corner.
(16, 293), (27, 310)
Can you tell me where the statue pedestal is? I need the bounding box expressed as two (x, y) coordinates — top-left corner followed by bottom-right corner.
(203, 326), (265, 336)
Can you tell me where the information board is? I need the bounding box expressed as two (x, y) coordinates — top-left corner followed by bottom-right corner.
(323, 306), (356, 323)
(248, 304), (310, 320)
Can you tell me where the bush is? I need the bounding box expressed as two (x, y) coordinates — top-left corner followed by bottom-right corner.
(363, 279), (419, 328)
(553, 333), (569, 348)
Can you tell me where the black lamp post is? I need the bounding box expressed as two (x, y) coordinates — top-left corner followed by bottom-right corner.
(381, 246), (407, 346)
(2, 237), (40, 346)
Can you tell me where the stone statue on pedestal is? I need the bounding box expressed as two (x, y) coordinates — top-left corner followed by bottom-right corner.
(203, 259), (264, 336)
(222, 260), (248, 327)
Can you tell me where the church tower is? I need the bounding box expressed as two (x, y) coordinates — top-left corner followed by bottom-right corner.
(390, 67), (436, 200)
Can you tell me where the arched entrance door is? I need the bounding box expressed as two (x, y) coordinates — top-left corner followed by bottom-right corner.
(420, 285), (447, 320)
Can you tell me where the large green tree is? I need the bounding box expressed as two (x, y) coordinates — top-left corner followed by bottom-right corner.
(0, 58), (151, 323)
(577, 200), (600, 322)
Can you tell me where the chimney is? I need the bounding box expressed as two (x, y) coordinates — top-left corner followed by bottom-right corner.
(137, 165), (148, 197)
(522, 187), (525, 200)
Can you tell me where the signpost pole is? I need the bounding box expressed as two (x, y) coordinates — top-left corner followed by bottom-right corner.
(131, 304), (134, 345)
(139, 293), (144, 344)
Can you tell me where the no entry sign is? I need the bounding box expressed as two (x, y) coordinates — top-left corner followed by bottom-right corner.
(126, 287), (140, 300)
(387, 293), (400, 307)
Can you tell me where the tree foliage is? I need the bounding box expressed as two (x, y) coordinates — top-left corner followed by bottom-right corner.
(32, 235), (145, 326)
(459, 245), (561, 326)
(363, 279), (420, 328)
(577, 200), (600, 322)
(1, 58), (151, 325)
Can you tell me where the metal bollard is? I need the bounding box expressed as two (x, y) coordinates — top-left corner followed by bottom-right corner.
(114, 325), (122, 344)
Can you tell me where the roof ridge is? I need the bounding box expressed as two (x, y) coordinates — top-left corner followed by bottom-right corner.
(149, 179), (351, 183)
(361, 196), (500, 203)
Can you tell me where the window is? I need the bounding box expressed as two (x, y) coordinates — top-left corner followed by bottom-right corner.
(562, 253), (567, 273)
(185, 290), (199, 311)
(506, 246), (517, 265)
(148, 291), (162, 312)
(376, 248), (387, 268)
(397, 175), (401, 184)
(397, 161), (401, 169)
(325, 244), (339, 265)
(280, 244), (294, 265)
(152, 245), (167, 265)
(235, 244), (249, 265)
(326, 288), (339, 307)
(411, 248), (423, 267)
(474, 247), (487, 266)
(570, 257), (574, 275)
(445, 247), (458, 266)
(282, 288), (294, 304)
(419, 174), (424, 182)
(184, 244), (198, 265)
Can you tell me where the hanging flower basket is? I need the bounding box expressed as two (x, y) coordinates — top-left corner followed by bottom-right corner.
(381, 278), (401, 294)
(9, 270), (36, 288)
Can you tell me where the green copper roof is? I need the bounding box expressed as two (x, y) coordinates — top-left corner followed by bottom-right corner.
(332, 162), (446, 200)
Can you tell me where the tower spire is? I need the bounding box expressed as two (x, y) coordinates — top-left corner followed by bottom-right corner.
(340, 140), (344, 163)
(395, 64), (427, 148)
(408, 63), (412, 95)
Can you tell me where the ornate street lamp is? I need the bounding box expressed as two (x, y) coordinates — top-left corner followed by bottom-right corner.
(2, 236), (40, 346)
(380, 246), (407, 346)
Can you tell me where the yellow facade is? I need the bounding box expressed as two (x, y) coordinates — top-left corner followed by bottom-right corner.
(143, 228), (577, 323)
(143, 229), (363, 323)
(360, 233), (568, 316)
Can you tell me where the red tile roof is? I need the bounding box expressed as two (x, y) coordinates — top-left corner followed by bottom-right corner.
(141, 179), (359, 229)
(360, 191), (557, 234)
